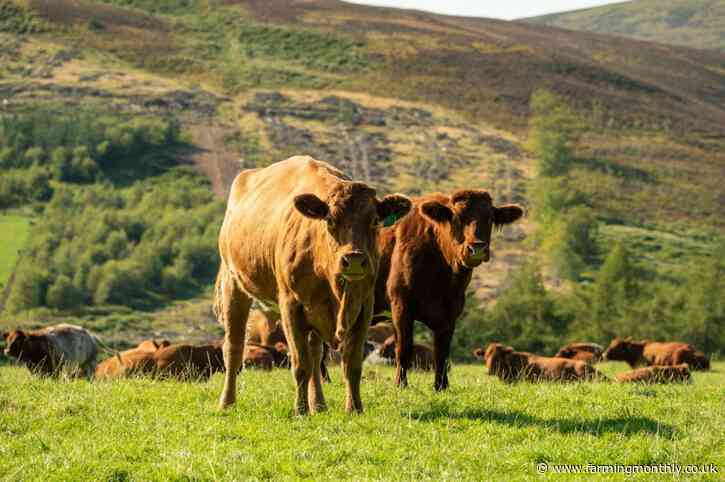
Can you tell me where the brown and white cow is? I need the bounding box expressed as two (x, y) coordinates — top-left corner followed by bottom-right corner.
(214, 156), (411, 414)
(95, 339), (170, 379)
(603, 337), (710, 370)
(555, 342), (604, 364)
(486, 343), (606, 383)
(153, 341), (225, 380)
(615, 364), (691, 384)
(3, 324), (99, 378)
(374, 190), (523, 390)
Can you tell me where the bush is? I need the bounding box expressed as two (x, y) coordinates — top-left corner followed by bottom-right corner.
(7, 171), (224, 313)
(46, 275), (83, 310)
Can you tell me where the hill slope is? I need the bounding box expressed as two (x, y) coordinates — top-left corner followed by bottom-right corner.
(1, 0), (724, 346)
(525, 0), (725, 53)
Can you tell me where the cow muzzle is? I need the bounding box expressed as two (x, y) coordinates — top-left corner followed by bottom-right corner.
(339, 251), (369, 281)
(463, 242), (490, 267)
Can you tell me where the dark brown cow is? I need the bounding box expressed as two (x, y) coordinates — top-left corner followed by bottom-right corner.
(615, 364), (691, 384)
(374, 191), (523, 390)
(214, 156), (411, 414)
(3, 324), (99, 378)
(486, 344), (606, 383)
(153, 342), (225, 380)
(378, 336), (434, 370)
(603, 337), (710, 370)
(555, 342), (604, 364)
(95, 339), (170, 379)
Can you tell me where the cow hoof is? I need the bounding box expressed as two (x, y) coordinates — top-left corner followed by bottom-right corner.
(218, 396), (236, 411)
(311, 403), (328, 414)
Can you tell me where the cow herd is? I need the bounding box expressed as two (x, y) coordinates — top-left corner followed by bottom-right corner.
(0, 156), (714, 416)
(475, 337), (710, 384)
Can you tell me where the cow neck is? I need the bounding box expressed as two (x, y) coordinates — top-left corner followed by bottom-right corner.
(425, 223), (472, 278)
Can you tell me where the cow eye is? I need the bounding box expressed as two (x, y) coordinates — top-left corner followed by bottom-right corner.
(326, 218), (337, 232)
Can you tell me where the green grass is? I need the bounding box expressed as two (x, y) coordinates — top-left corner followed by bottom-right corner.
(1, 363), (723, 480)
(0, 212), (31, 289)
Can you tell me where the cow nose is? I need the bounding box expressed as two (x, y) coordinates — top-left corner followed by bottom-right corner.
(340, 251), (367, 277)
(467, 242), (488, 257)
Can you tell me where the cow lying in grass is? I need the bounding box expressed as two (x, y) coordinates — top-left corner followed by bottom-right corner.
(555, 342), (604, 364)
(95, 339), (170, 379)
(603, 337), (710, 371)
(483, 343), (607, 383)
(3, 324), (99, 378)
(615, 364), (691, 384)
(153, 341), (225, 380)
(374, 335), (434, 370)
(243, 342), (289, 370)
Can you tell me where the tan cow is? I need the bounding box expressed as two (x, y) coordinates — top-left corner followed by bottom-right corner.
(245, 307), (286, 346)
(3, 324), (99, 378)
(214, 156), (411, 414)
(95, 339), (170, 379)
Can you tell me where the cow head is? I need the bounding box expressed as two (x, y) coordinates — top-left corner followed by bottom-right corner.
(294, 182), (411, 282)
(419, 190), (523, 269)
(485, 343), (528, 381)
(603, 337), (643, 364)
(3, 330), (26, 359)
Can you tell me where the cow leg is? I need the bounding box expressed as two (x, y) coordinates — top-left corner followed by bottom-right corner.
(392, 300), (413, 388)
(307, 331), (327, 413)
(341, 303), (370, 414)
(217, 270), (252, 410)
(279, 296), (313, 416)
(320, 343), (332, 383)
(433, 328), (453, 391)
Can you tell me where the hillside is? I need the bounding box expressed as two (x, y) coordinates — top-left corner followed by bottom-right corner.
(525, 0), (725, 53)
(0, 0), (724, 350)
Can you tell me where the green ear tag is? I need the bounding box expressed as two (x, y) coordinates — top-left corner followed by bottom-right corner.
(383, 214), (398, 227)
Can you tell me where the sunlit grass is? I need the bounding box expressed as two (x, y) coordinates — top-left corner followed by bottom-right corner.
(1, 363), (723, 480)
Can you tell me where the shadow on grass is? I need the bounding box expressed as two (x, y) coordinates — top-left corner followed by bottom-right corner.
(408, 407), (677, 439)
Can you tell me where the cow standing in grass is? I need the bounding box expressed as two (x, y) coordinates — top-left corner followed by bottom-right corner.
(374, 190), (523, 390)
(3, 324), (99, 378)
(214, 156), (410, 414)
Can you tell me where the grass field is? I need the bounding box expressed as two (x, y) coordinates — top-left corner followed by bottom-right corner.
(1, 363), (723, 480)
(0, 213), (31, 289)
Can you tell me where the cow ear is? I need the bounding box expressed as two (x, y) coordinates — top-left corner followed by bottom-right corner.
(294, 194), (330, 220)
(377, 194), (411, 227)
(420, 201), (454, 224)
(625, 336), (632, 342)
(2, 332), (8, 340)
(494, 204), (524, 228)
(473, 348), (485, 359)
